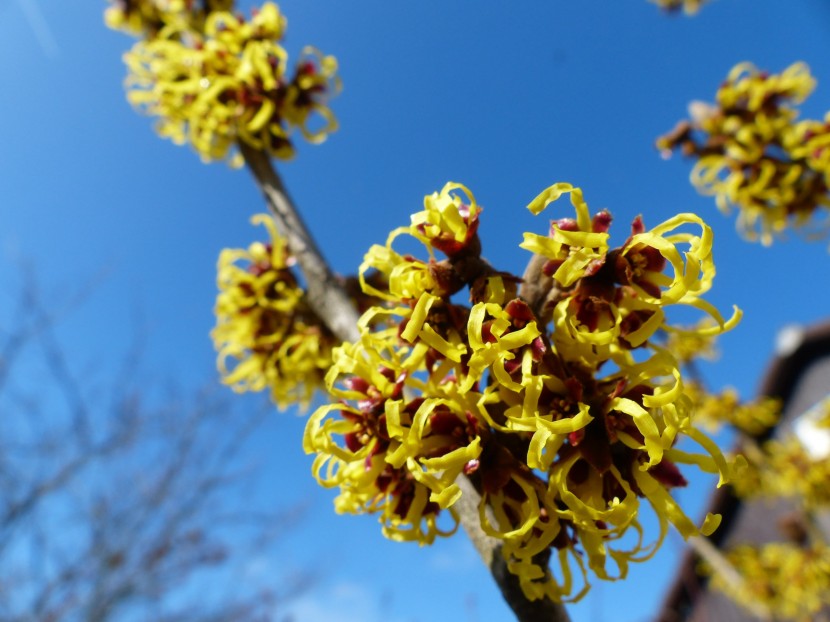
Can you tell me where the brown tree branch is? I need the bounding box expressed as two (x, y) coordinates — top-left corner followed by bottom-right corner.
(519, 253), (554, 318)
(239, 143), (359, 344)
(240, 145), (571, 622)
(455, 477), (572, 622)
(686, 535), (772, 621)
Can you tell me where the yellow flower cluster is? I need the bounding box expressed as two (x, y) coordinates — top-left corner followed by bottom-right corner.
(706, 542), (830, 621)
(685, 383), (780, 436)
(662, 319), (720, 364)
(734, 435), (830, 508)
(650, 0), (709, 15)
(108, 1), (339, 165)
(213, 214), (336, 410)
(105, 0), (233, 37)
(658, 62), (830, 245)
(304, 182), (740, 601)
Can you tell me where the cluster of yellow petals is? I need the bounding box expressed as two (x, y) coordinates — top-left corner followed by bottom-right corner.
(303, 331), (482, 544)
(705, 542), (830, 621)
(685, 383), (780, 436)
(706, 392), (830, 618)
(658, 62), (830, 245)
(304, 182), (740, 602)
(520, 183), (740, 370)
(212, 214), (335, 409)
(662, 318), (721, 364)
(650, 0), (709, 15)
(109, 1), (339, 165)
(105, 0), (233, 37)
(734, 434), (830, 509)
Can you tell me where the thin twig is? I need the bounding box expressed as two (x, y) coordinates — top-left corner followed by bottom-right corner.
(686, 535), (772, 621)
(239, 144), (571, 622)
(519, 253), (554, 320)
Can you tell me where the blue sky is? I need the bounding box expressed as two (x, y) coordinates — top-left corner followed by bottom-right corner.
(3, 1), (830, 620)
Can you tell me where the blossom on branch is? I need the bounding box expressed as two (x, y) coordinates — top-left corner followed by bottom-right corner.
(110, 2), (340, 165)
(303, 333), (482, 544)
(105, 0), (234, 38)
(212, 214), (336, 409)
(733, 435), (830, 509)
(661, 318), (721, 364)
(704, 542), (830, 620)
(658, 62), (830, 245)
(684, 383), (780, 436)
(304, 182), (741, 602)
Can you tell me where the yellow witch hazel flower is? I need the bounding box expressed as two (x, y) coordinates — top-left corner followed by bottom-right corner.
(115, 2), (339, 165)
(303, 329), (484, 544)
(305, 181), (740, 602)
(105, 0), (234, 39)
(523, 183), (740, 369)
(658, 62), (830, 245)
(662, 318), (721, 364)
(213, 214), (336, 409)
(705, 542), (830, 621)
(411, 183), (482, 257)
(521, 183), (610, 288)
(685, 382), (780, 436)
(734, 434), (830, 509)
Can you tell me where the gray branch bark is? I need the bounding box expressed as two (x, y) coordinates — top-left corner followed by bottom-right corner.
(240, 143), (359, 344)
(687, 535), (771, 621)
(455, 477), (572, 622)
(240, 145), (571, 622)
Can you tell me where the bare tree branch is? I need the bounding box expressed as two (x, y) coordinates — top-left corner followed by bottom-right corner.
(240, 143), (360, 345)
(455, 477), (571, 622)
(686, 535), (771, 621)
(0, 275), (307, 621)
